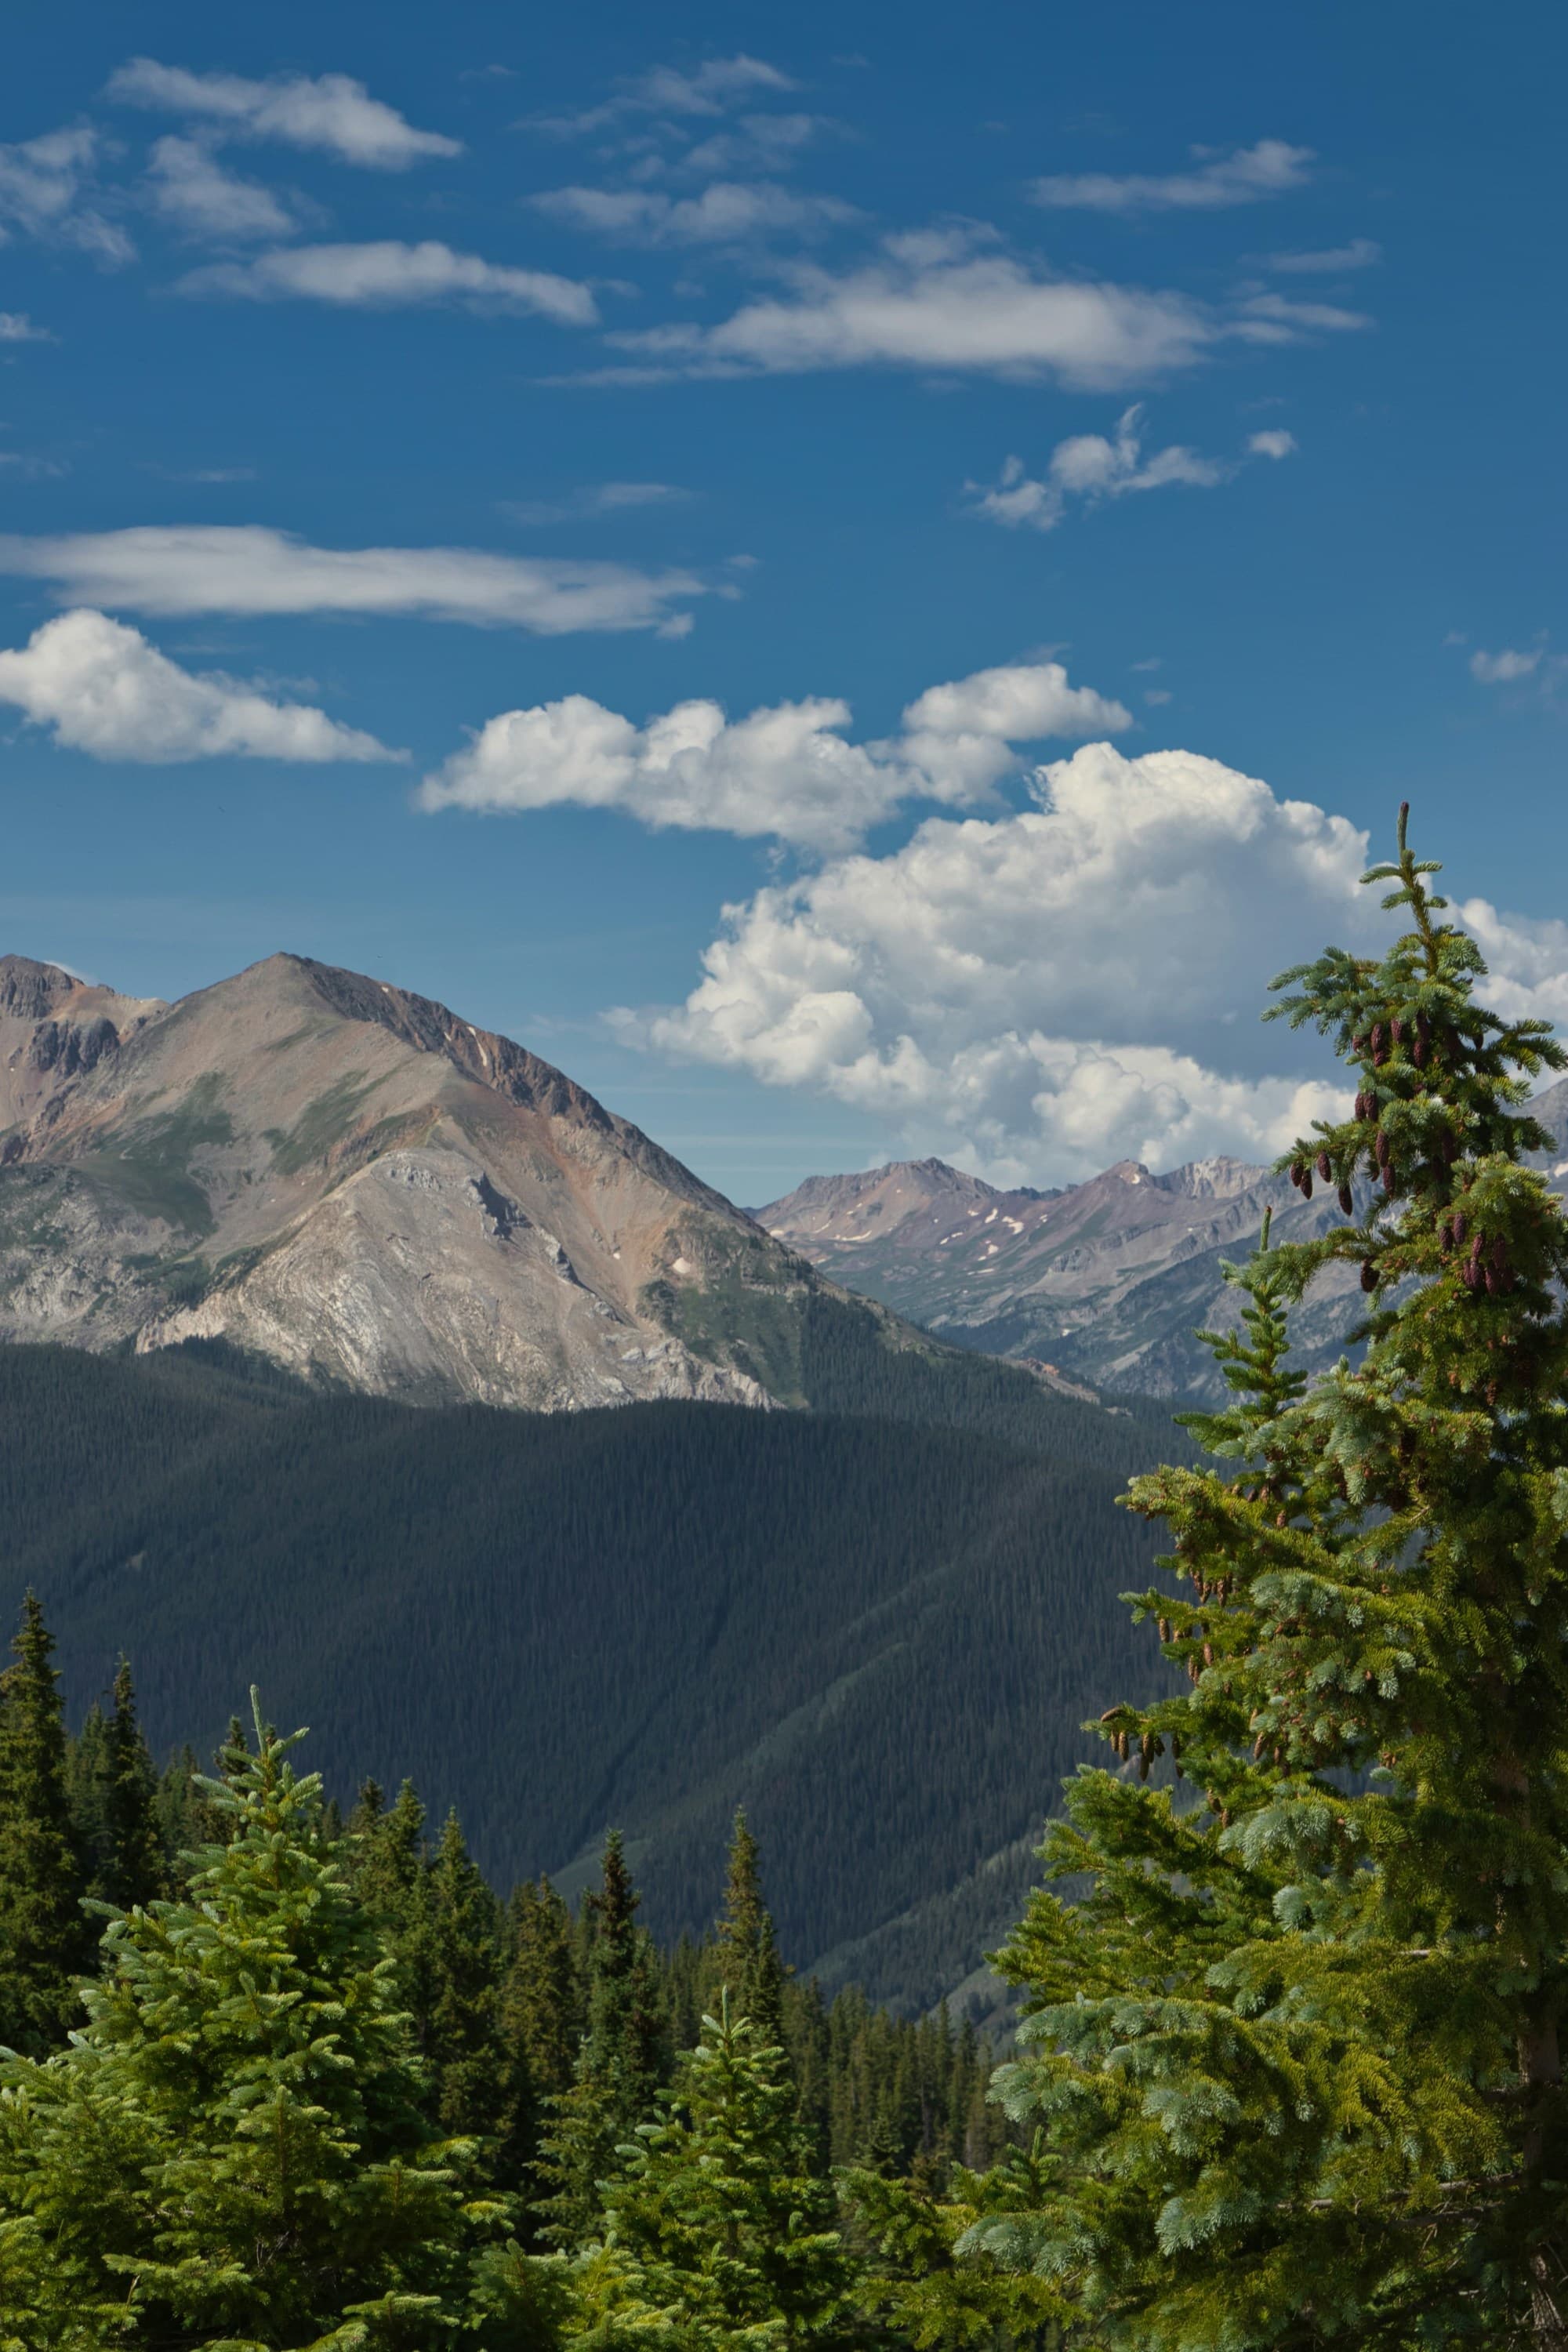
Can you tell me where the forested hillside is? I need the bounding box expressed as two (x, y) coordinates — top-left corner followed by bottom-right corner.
(0, 1338), (1181, 2012)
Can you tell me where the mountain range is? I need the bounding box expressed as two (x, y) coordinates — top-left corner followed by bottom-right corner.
(760, 1106), (1568, 1399)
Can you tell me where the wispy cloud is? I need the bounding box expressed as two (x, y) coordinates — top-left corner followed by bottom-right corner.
(531, 180), (858, 247)
(1471, 647), (1542, 684)
(1232, 289), (1372, 339)
(502, 481), (694, 525)
(1031, 137), (1313, 214)
(679, 113), (837, 177)
(146, 135), (298, 241)
(0, 312), (53, 342)
(968, 407), (1298, 532)
(0, 125), (135, 264)
(532, 55), (796, 137)
(0, 524), (709, 638)
(1265, 236), (1381, 273)
(105, 60), (461, 169)
(0, 608), (398, 763)
(179, 240), (597, 324)
(597, 230), (1215, 388)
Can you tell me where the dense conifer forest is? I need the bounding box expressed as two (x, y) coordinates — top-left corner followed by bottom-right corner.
(1, 1336), (1181, 2010)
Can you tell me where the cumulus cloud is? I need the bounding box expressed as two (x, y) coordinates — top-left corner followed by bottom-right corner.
(531, 180), (858, 246)
(1247, 428), (1298, 459)
(106, 60), (461, 168)
(0, 525), (706, 637)
(0, 608), (397, 764)
(0, 125), (134, 263)
(968, 405), (1231, 532)
(632, 742), (1568, 1182)
(1265, 237), (1381, 273)
(1032, 138), (1314, 214)
(418, 657), (1131, 852)
(633, 742), (1383, 1179)
(607, 234), (1214, 387)
(534, 54), (795, 136)
(146, 136), (297, 240)
(0, 312), (51, 341)
(180, 239), (596, 323)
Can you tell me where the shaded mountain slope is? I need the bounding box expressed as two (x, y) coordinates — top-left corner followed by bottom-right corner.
(3, 1341), (1180, 2013)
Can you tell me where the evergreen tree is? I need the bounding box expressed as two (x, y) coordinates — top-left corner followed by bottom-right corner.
(98, 1659), (164, 1912)
(537, 1831), (666, 2245)
(498, 1875), (580, 2194)
(715, 1807), (787, 2048)
(0, 1594), (85, 2055)
(844, 2137), (1067, 2349)
(982, 811), (1568, 2347)
(0, 1690), (491, 2344)
(423, 1807), (506, 2140)
(573, 1994), (855, 2347)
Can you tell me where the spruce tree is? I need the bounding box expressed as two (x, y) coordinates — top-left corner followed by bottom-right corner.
(0, 1690), (490, 2343)
(573, 1994), (855, 2347)
(498, 1876), (580, 2195)
(99, 1659), (164, 1912)
(715, 1806), (788, 2048)
(0, 1594), (85, 2054)
(423, 1808), (506, 2140)
(537, 1831), (666, 2246)
(982, 810), (1568, 2347)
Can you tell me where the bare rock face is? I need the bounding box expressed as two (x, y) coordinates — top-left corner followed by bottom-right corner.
(0, 951), (818, 1411)
(760, 1152), (1377, 1402)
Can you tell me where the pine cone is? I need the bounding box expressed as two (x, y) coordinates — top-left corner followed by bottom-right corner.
(1338, 1183), (1353, 1215)
(1382, 1162), (1396, 1195)
(1391, 1016), (1404, 1044)
(1301, 1170), (1313, 1200)
(1316, 1150), (1331, 1182)
(1375, 1128), (1391, 1167)
(1361, 1262), (1377, 1292)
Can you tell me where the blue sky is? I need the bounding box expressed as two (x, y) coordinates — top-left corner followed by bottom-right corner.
(2, 0), (1564, 1199)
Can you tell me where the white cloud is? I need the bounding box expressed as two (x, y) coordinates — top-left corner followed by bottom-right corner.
(1470, 647), (1541, 684)
(531, 180), (857, 246)
(0, 125), (134, 263)
(680, 113), (835, 176)
(968, 405), (1230, 532)
(146, 136), (296, 240)
(535, 55), (796, 135)
(1247, 428), (1298, 459)
(0, 313), (52, 342)
(503, 481), (691, 524)
(106, 60), (461, 169)
(0, 608), (397, 764)
(633, 742), (1568, 1184)
(418, 657), (1131, 852)
(1233, 289), (1371, 339)
(633, 742), (1381, 1181)
(1031, 138), (1314, 215)
(179, 239), (597, 323)
(608, 235), (1214, 387)
(0, 526), (706, 637)
(1265, 237), (1381, 273)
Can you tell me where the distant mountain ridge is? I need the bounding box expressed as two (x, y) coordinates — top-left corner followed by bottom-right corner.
(0, 951), (1098, 1424)
(762, 1129), (1563, 1399)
